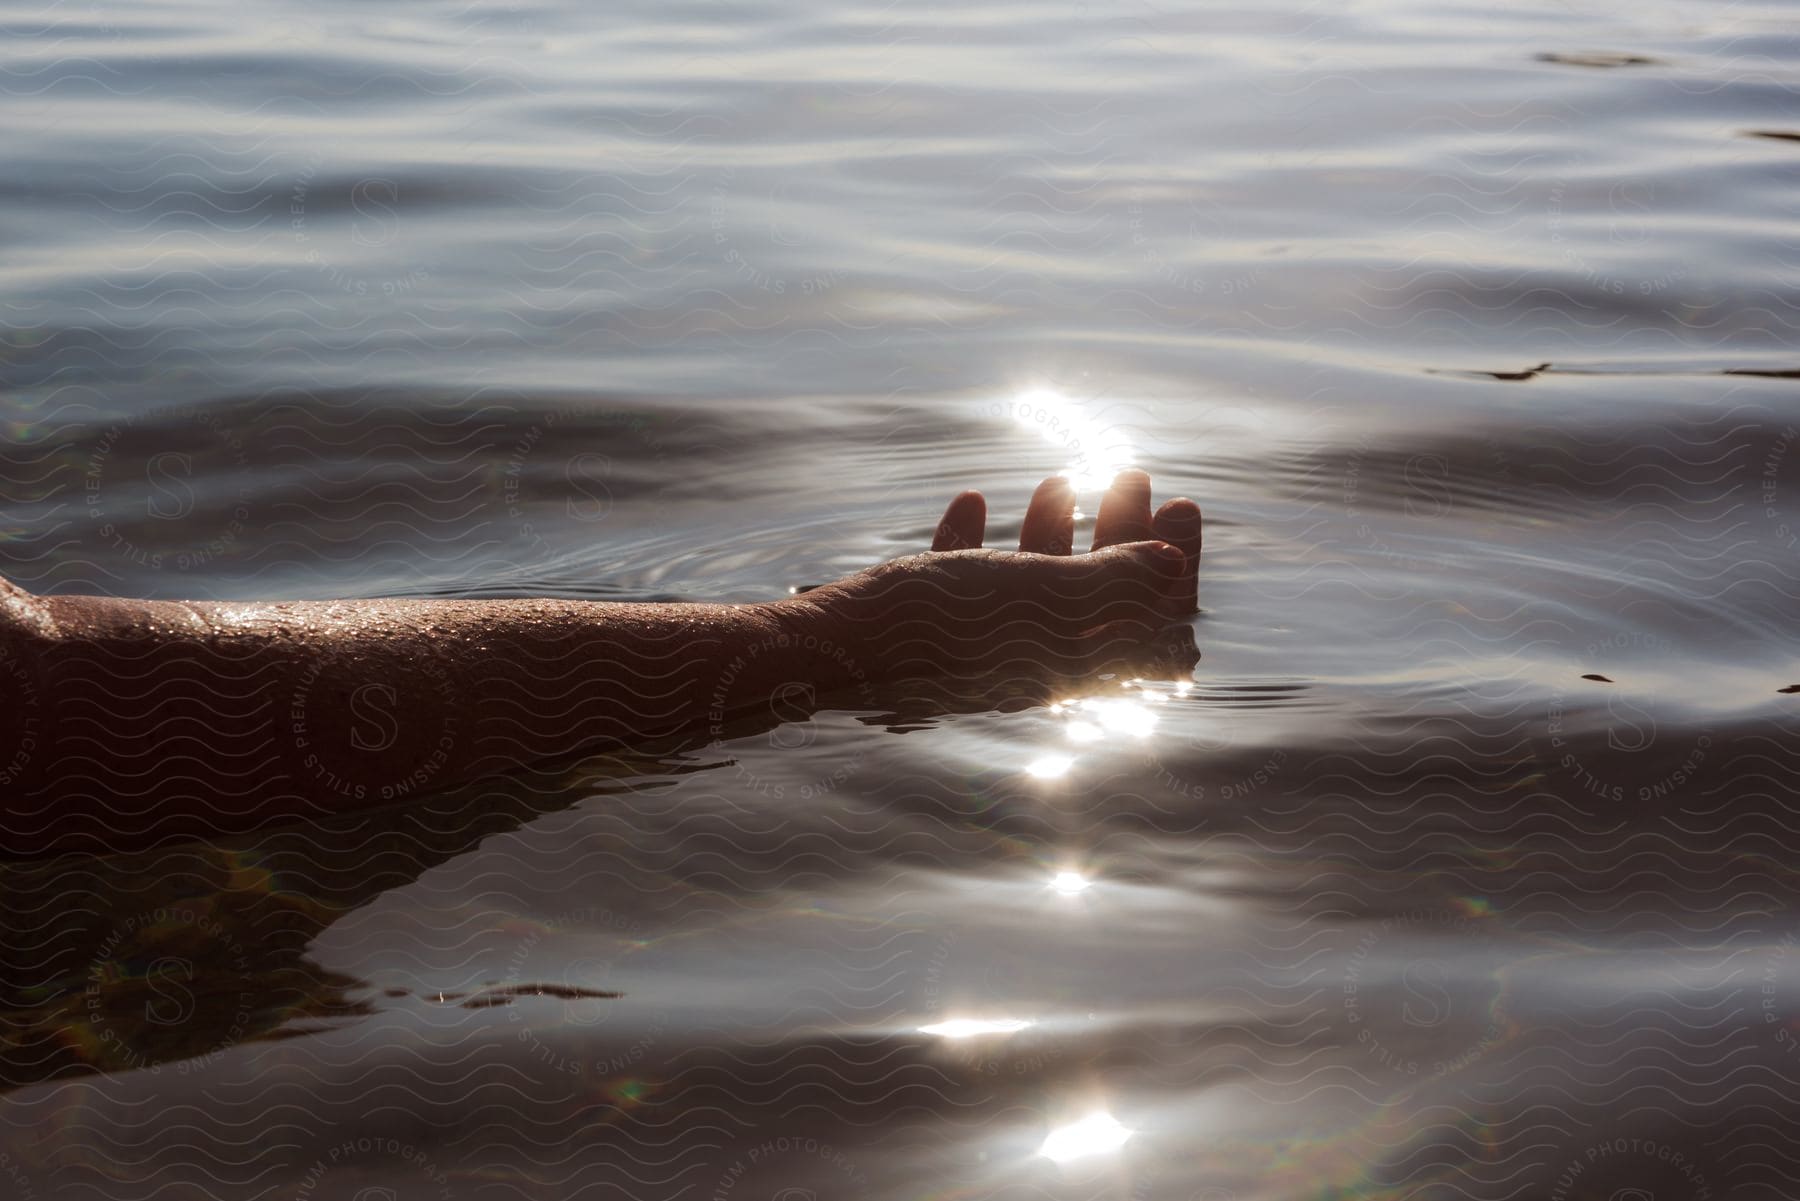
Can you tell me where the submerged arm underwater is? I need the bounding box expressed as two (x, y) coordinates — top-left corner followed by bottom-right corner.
(0, 472), (1200, 855)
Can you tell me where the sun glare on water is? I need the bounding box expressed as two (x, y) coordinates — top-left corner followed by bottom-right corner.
(1002, 387), (1136, 494)
(1038, 1111), (1134, 1163)
(918, 1017), (1035, 1039)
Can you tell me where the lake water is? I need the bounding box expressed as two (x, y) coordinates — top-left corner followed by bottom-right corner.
(3, 0), (1800, 1196)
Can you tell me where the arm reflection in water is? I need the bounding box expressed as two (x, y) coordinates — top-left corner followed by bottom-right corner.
(1, 470), (1201, 856)
(0, 471), (1198, 1087)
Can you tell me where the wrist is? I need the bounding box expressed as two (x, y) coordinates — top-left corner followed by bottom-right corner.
(759, 589), (872, 692)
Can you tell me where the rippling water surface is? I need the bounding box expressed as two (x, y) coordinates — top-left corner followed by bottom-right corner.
(4, 0), (1800, 1196)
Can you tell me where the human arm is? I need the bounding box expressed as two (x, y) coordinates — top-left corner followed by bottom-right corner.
(0, 472), (1200, 855)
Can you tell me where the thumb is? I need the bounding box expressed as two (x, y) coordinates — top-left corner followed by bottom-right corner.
(1114, 539), (1187, 616)
(1061, 540), (1186, 626)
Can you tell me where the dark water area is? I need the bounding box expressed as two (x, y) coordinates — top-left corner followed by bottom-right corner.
(3, 0), (1800, 1197)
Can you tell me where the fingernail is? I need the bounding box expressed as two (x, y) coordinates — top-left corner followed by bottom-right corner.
(1145, 542), (1184, 571)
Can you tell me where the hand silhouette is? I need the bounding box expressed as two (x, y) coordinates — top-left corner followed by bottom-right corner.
(801, 470), (1202, 680)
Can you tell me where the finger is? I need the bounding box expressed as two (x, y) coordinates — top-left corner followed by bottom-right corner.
(1152, 498), (1202, 614)
(1018, 476), (1076, 555)
(1090, 468), (1154, 550)
(1095, 539), (1187, 624)
(932, 490), (987, 551)
(1048, 540), (1186, 629)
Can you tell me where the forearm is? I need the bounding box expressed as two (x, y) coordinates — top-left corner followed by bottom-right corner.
(3, 585), (857, 853)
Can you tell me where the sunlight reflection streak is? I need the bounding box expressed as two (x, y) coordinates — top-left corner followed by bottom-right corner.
(1039, 1111), (1133, 1162)
(1004, 387), (1136, 494)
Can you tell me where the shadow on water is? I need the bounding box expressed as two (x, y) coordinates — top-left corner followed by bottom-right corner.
(0, 625), (1202, 1088)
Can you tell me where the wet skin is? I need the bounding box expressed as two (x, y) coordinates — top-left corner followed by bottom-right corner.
(0, 472), (1200, 855)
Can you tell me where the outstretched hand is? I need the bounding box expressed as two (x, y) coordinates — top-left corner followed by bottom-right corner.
(930, 469), (1202, 615)
(798, 470), (1202, 683)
